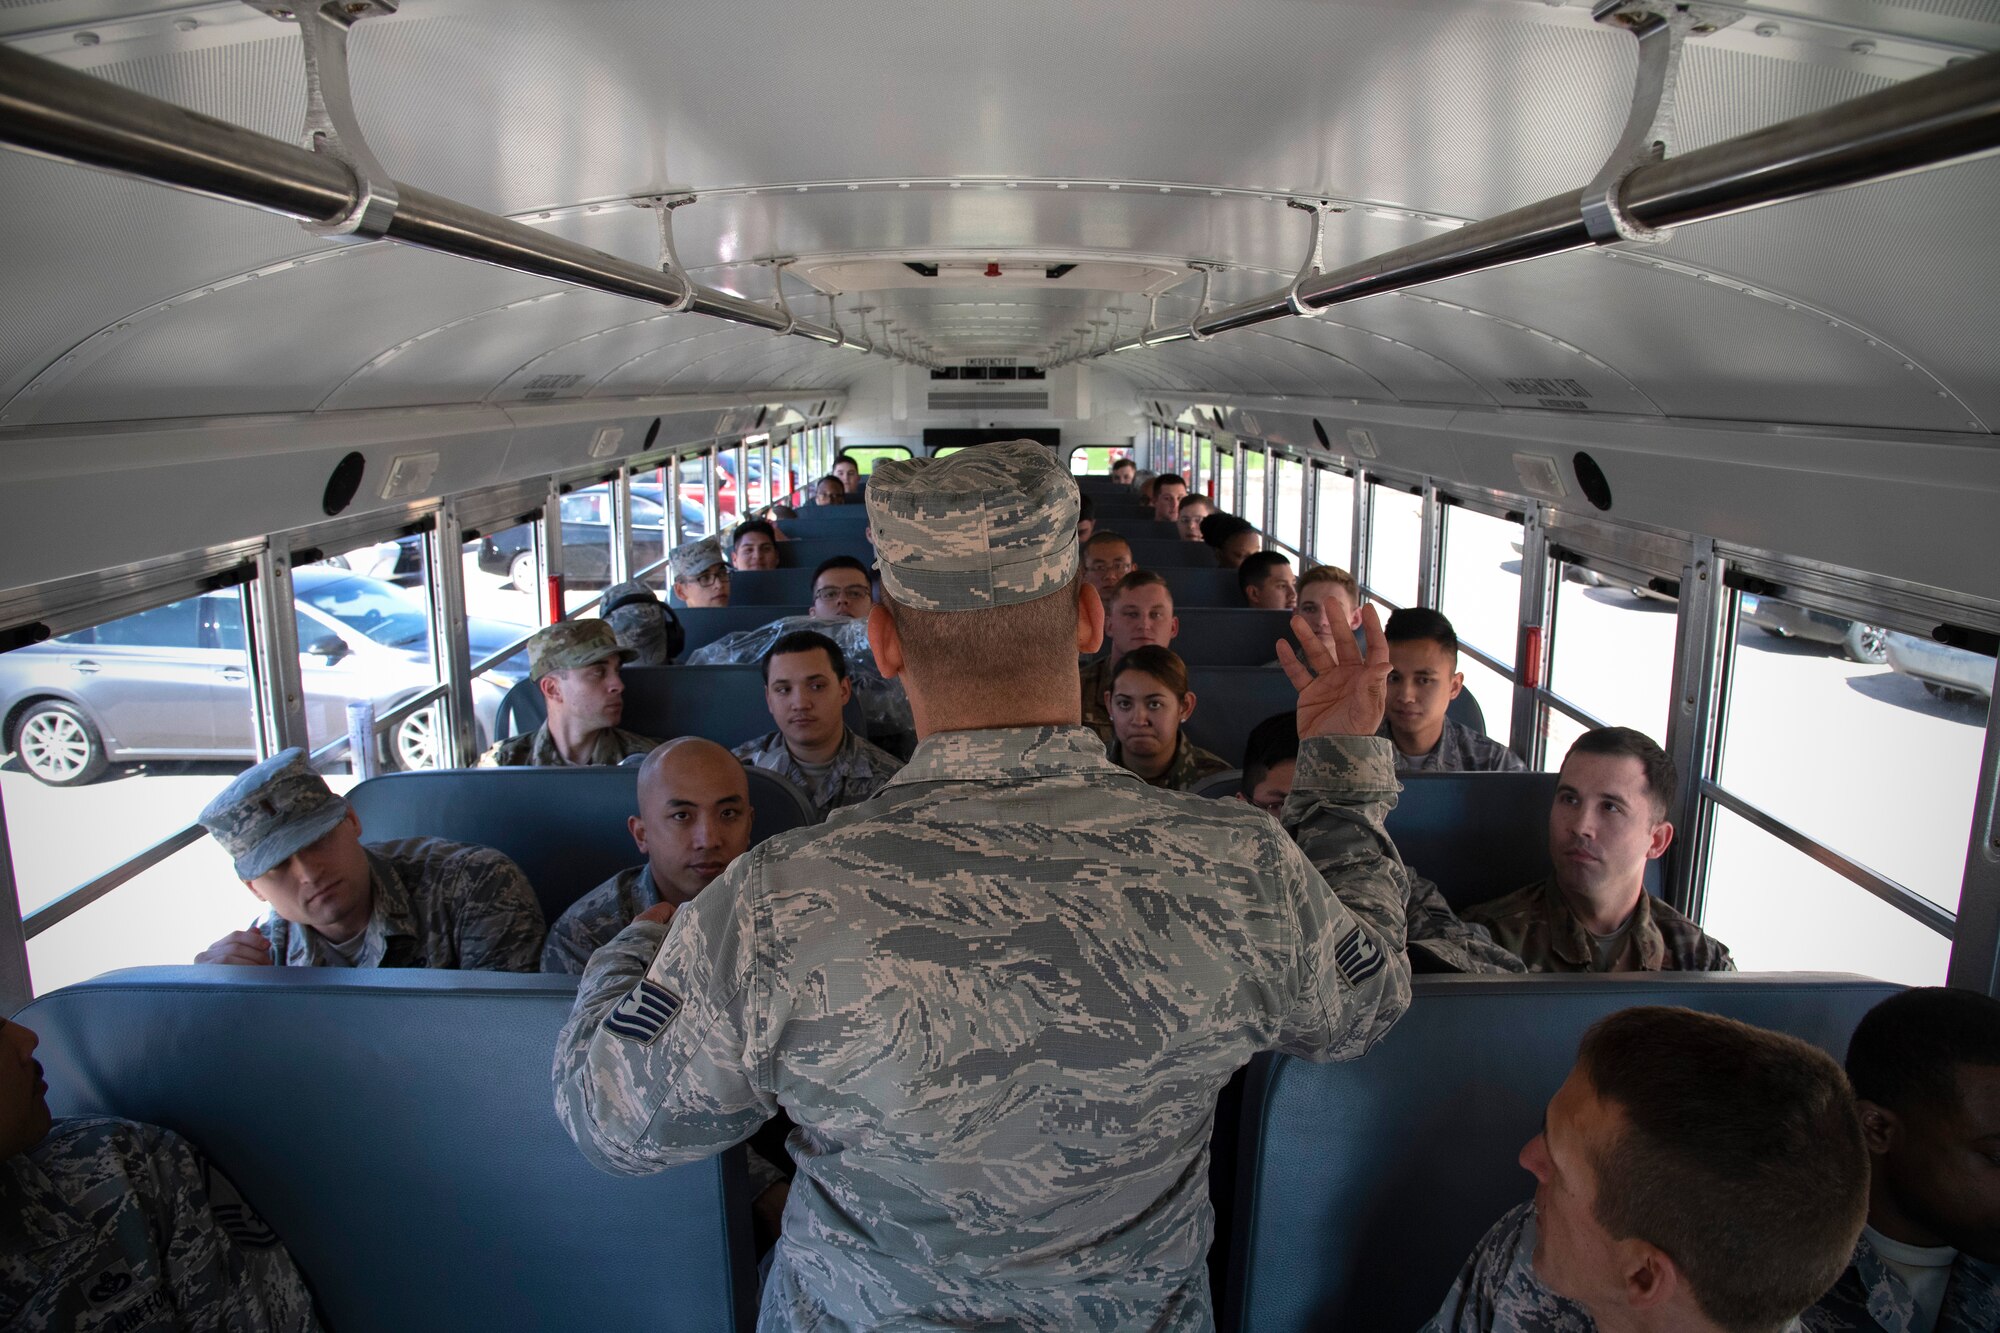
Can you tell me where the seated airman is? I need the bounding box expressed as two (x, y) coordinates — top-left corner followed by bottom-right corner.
(1201, 512), (1262, 569)
(1175, 493), (1215, 541)
(1425, 1006), (1867, 1333)
(808, 556), (874, 622)
(813, 474), (846, 507)
(1463, 728), (1734, 973)
(193, 748), (545, 970)
(480, 620), (659, 768)
(542, 738), (753, 974)
(730, 519), (781, 571)
(1241, 708), (1522, 975)
(0, 1017), (323, 1330)
(831, 453), (863, 499)
(1081, 570), (1179, 744)
(599, 579), (680, 666)
(1806, 986), (2000, 1332)
(669, 536), (730, 608)
(1081, 531), (1136, 607)
(1152, 473), (1189, 521)
(1380, 607), (1523, 773)
(1104, 645), (1230, 790)
(1240, 551), (1298, 610)
(733, 629), (903, 819)
(1296, 564), (1363, 638)
(1109, 456), (1138, 487)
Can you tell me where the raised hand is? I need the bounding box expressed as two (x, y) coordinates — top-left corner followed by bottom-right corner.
(1275, 603), (1391, 740)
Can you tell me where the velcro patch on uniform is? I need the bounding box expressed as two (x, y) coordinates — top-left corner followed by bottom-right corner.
(604, 978), (682, 1045)
(1334, 926), (1386, 985)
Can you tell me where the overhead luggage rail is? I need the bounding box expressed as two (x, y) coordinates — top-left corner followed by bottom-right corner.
(0, 43), (901, 361)
(1057, 47), (2000, 362)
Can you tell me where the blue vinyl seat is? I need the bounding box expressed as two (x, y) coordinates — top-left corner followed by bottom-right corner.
(1125, 536), (1220, 568)
(18, 968), (760, 1333)
(678, 605), (801, 656)
(1172, 609), (1298, 666)
(348, 762), (816, 921)
(1218, 973), (1900, 1333)
(1159, 567), (1248, 607)
(776, 537), (873, 569)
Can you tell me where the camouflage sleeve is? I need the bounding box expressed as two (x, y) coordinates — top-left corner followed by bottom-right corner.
(452, 851), (547, 973)
(1422, 1203), (1596, 1333)
(136, 1125), (322, 1332)
(1273, 734), (1412, 1061)
(1405, 868), (1527, 975)
(552, 861), (776, 1176)
(539, 906), (595, 975)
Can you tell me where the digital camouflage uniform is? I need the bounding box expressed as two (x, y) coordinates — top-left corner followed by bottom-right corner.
(1379, 715), (1526, 775)
(1803, 1232), (2000, 1333)
(1107, 732), (1232, 792)
(542, 864), (670, 976)
(1402, 868), (1526, 974)
(479, 722), (659, 768)
(1078, 651), (1115, 744)
(552, 441), (1413, 1333)
(732, 726), (904, 819)
(1463, 876), (1735, 973)
(1422, 1202), (1596, 1333)
(1, 1117), (320, 1332)
(258, 836), (546, 971)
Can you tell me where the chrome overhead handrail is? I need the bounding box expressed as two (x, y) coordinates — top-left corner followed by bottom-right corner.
(0, 44), (884, 354)
(1099, 49), (2000, 356)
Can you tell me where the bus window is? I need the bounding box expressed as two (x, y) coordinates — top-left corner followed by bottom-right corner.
(1, 591), (265, 993)
(1701, 807), (1953, 985)
(1196, 435), (1213, 493)
(1241, 450), (1268, 535)
(1439, 505), (1523, 746)
(1365, 482), (1422, 610)
(838, 445), (911, 475)
(1313, 467), (1354, 571)
(1216, 449), (1235, 515)
(1543, 563), (1676, 756)
(1273, 456), (1305, 556)
(1068, 445), (1130, 475)
(1714, 594), (1988, 918)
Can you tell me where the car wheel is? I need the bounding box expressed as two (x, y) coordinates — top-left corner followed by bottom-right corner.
(509, 550), (537, 591)
(394, 705), (442, 772)
(1843, 622), (1889, 665)
(15, 700), (109, 786)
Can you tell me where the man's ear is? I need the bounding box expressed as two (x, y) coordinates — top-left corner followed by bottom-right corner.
(1857, 1098), (1902, 1156)
(243, 881), (268, 903)
(1078, 584), (1106, 655)
(538, 673), (562, 705)
(627, 813), (648, 855)
(1447, 669), (1465, 700)
(1618, 1238), (1681, 1312)
(867, 603), (904, 680)
(1647, 820), (1675, 860)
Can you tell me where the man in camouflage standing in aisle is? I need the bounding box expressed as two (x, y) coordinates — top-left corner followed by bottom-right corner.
(553, 440), (1412, 1331)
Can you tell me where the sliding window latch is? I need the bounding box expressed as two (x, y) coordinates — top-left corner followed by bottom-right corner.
(1581, 1), (1742, 246)
(246, 0), (401, 242)
(633, 192), (701, 312)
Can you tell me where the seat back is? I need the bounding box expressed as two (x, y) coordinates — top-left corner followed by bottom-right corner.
(1090, 519), (1182, 542)
(19, 969), (758, 1333)
(776, 537), (874, 569)
(1221, 973), (1900, 1333)
(673, 568), (818, 609)
(778, 506), (870, 536)
(348, 764), (817, 920)
(1159, 567), (1246, 607)
(1124, 537), (1218, 569)
(1181, 667), (1298, 769)
(1191, 768), (1245, 799)
(1173, 609), (1298, 666)
(678, 605), (798, 655)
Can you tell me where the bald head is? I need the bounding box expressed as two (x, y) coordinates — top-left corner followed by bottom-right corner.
(631, 738), (753, 904)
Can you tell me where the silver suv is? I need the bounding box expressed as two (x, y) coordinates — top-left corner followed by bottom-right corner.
(1, 568), (530, 786)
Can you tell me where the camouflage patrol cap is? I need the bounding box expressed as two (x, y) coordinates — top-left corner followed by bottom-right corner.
(600, 580), (677, 667)
(527, 618), (635, 682)
(668, 537), (725, 583)
(865, 440), (1080, 612)
(198, 747), (351, 882)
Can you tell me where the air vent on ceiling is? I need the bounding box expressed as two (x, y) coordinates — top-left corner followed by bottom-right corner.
(903, 262), (940, 277)
(928, 391), (1051, 411)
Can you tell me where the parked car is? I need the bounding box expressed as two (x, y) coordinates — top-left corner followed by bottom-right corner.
(630, 482), (710, 541)
(1884, 630), (1995, 704)
(476, 485), (669, 589)
(1740, 594), (1888, 664)
(1, 568), (531, 786)
(321, 535), (423, 586)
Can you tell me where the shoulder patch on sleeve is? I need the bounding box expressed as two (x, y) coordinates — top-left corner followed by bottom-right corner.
(604, 978), (683, 1044)
(1334, 925), (1386, 985)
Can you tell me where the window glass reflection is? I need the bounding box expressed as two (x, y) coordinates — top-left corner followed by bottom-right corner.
(1365, 483), (1422, 609)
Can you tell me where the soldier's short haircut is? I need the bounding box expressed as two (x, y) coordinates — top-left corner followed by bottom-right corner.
(762, 629), (848, 683)
(1383, 606), (1458, 655)
(833, 451), (859, 468)
(1846, 986), (2000, 1117)
(1199, 512), (1256, 549)
(886, 577), (1085, 688)
(1110, 457), (1136, 474)
(1238, 551), (1293, 595)
(1576, 1006), (1867, 1333)
(818, 473), (844, 490)
(732, 519), (777, 550)
(1299, 564), (1359, 602)
(1111, 644), (1190, 698)
(812, 555), (869, 583)
(1110, 569), (1169, 603)
(1177, 493), (1214, 515)
(1566, 726), (1676, 820)
(1083, 530), (1133, 556)
(1241, 712), (1299, 792)
(1155, 473), (1187, 490)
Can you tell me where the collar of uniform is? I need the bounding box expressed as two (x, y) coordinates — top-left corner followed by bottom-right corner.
(885, 725), (1122, 787)
(283, 848), (420, 966)
(1544, 878), (1664, 970)
(1850, 1230), (1923, 1329)
(0, 1145), (87, 1261)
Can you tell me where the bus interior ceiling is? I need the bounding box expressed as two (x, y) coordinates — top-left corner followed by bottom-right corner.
(0, 0), (1996, 997)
